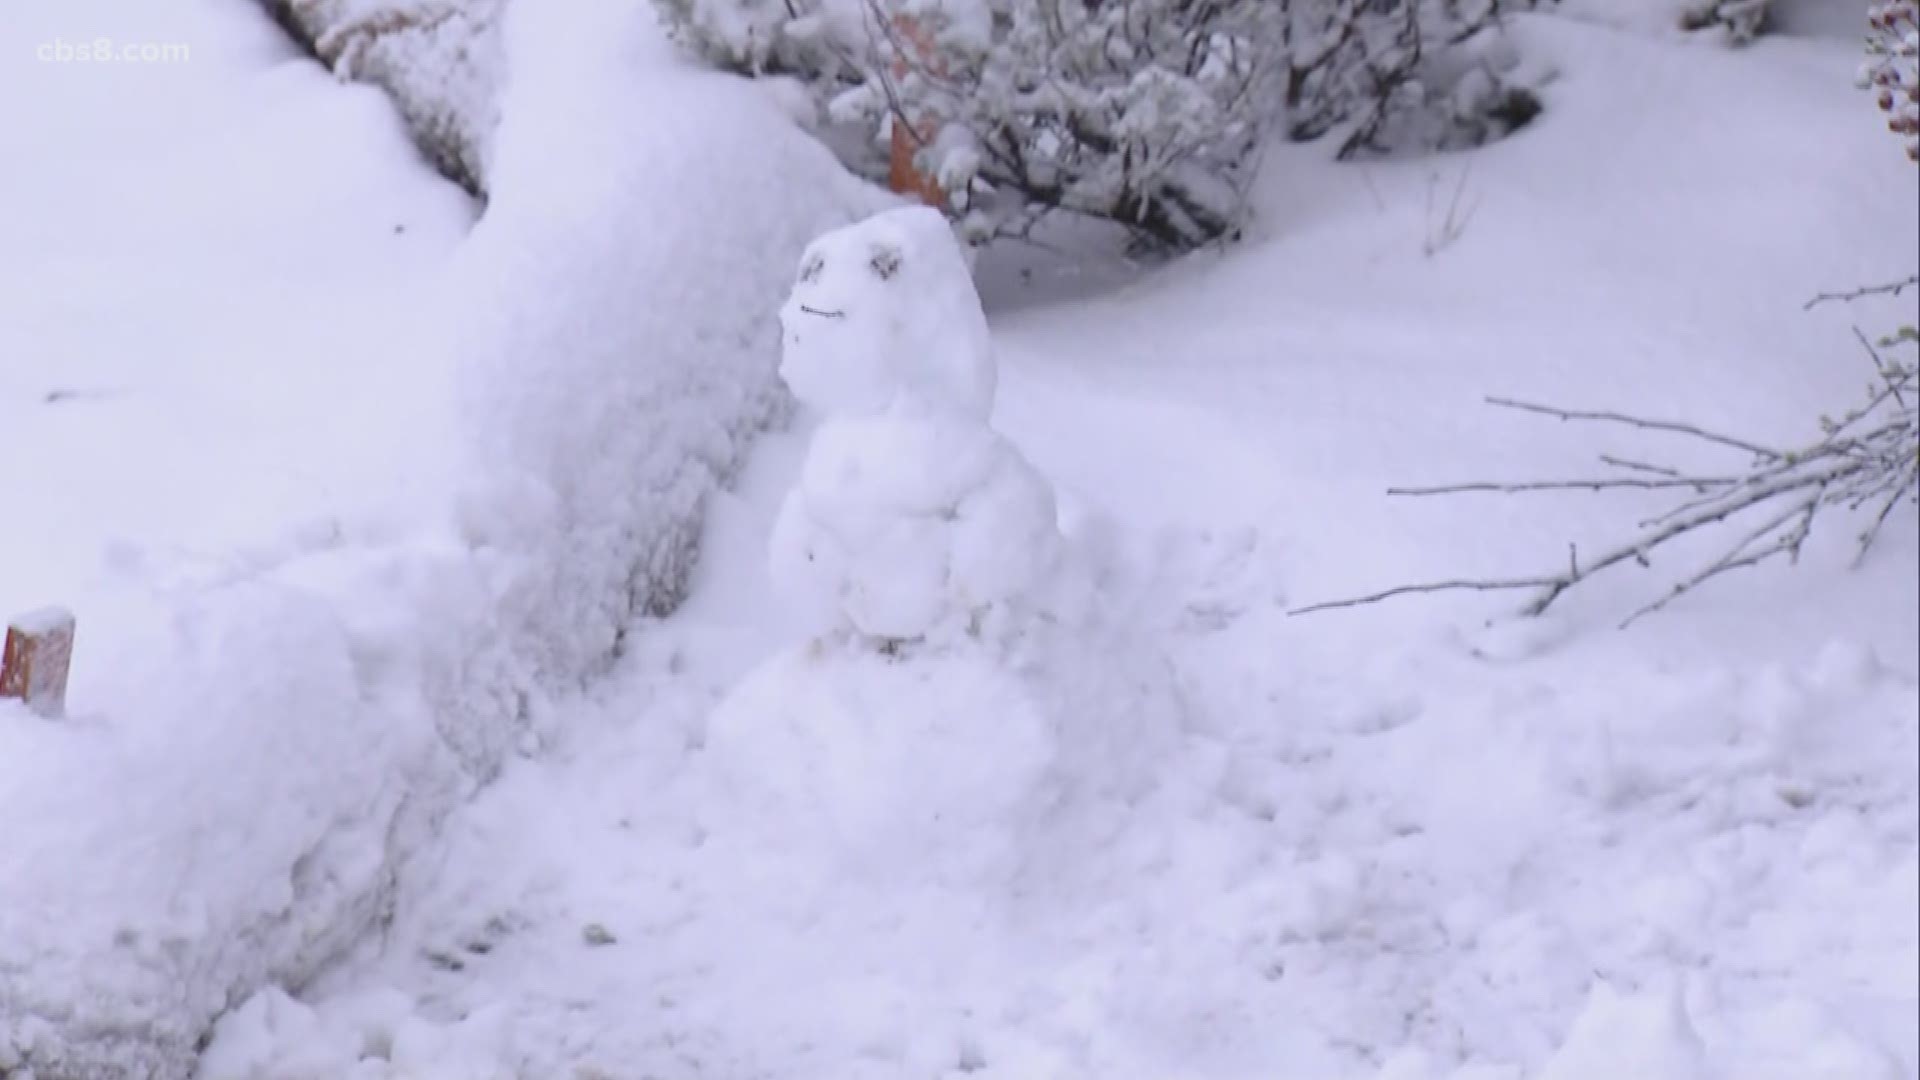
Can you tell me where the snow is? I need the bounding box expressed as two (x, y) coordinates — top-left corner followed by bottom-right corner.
(0, 1), (481, 1071)
(5, 2), (1916, 1080)
(0, 0), (875, 1072)
(5, 608), (75, 637)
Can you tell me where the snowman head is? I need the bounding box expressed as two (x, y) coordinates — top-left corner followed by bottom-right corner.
(779, 206), (996, 421)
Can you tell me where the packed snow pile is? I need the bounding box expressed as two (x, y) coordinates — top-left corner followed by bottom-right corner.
(769, 207), (1061, 644)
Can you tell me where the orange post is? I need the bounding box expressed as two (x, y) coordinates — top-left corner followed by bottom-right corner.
(2, 608), (76, 720)
(887, 12), (948, 208)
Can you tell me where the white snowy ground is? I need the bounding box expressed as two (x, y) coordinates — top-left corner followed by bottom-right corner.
(4, 1), (1916, 1079)
(195, 11), (1919, 1080)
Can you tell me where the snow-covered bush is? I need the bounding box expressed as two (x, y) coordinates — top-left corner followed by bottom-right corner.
(452, 20), (886, 698)
(264, 0), (504, 193)
(1275, 0), (1544, 156)
(654, 0), (1539, 249)
(1677, 0), (1770, 42)
(1553, 0), (1773, 43)
(1862, 0), (1918, 161)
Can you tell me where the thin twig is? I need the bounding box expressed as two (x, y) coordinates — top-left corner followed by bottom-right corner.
(1388, 477), (1734, 496)
(1600, 454), (1686, 479)
(1288, 576), (1560, 616)
(1485, 397), (1778, 458)
(1803, 274), (1920, 311)
(1289, 371), (1916, 625)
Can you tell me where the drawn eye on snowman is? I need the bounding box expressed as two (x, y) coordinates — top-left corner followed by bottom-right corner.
(868, 243), (902, 280)
(798, 251), (825, 285)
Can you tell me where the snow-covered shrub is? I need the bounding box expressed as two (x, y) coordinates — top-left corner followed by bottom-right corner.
(653, 0), (1539, 249)
(1276, 0), (1544, 156)
(1554, 0), (1772, 43)
(1862, 0), (1918, 161)
(264, 0), (504, 193)
(452, 47), (886, 699)
(1677, 0), (1770, 42)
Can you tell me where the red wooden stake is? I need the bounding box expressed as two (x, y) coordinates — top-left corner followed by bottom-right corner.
(887, 12), (949, 209)
(1, 608), (76, 719)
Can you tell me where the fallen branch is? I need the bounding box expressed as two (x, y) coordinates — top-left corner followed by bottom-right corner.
(1290, 341), (1918, 626)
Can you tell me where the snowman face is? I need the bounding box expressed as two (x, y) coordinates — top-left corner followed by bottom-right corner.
(777, 207), (996, 421)
(778, 225), (912, 417)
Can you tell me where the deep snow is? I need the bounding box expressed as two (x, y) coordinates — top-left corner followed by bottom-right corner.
(2, 1), (1916, 1078)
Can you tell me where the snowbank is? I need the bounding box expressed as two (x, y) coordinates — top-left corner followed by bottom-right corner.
(2, 0), (877, 1075)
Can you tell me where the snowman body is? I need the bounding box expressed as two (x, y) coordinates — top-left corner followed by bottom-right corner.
(770, 207), (1058, 642)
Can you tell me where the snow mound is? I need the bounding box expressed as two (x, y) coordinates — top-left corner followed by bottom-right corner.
(1536, 982), (1714, 1080)
(196, 985), (518, 1080)
(704, 608), (1190, 876)
(703, 645), (1057, 887)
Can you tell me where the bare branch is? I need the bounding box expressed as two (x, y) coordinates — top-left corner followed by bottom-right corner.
(1388, 477), (1734, 496)
(1288, 576), (1559, 616)
(1621, 490), (1823, 626)
(1484, 397), (1778, 458)
(1600, 454), (1687, 479)
(1291, 363), (1917, 626)
(1803, 274), (1920, 311)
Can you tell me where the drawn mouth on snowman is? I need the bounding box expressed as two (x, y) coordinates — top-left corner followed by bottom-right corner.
(796, 305), (847, 320)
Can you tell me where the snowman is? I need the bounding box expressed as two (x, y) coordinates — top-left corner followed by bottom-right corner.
(699, 210), (1188, 886)
(768, 206), (1060, 646)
